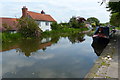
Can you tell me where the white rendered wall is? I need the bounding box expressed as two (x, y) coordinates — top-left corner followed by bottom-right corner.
(36, 21), (52, 32)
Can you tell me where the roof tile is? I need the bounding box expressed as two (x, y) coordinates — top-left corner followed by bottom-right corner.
(0, 18), (18, 31)
(28, 11), (56, 22)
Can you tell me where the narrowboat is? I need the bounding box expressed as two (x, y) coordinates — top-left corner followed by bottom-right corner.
(92, 27), (110, 42)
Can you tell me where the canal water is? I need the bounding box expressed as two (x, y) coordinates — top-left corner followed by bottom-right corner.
(1, 33), (100, 78)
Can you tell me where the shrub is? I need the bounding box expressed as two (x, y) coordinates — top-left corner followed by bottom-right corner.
(69, 16), (86, 28)
(87, 17), (100, 26)
(17, 17), (42, 38)
(2, 32), (21, 42)
(51, 22), (59, 30)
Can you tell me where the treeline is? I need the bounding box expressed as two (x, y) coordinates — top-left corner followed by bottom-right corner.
(107, 1), (120, 27)
(50, 16), (101, 30)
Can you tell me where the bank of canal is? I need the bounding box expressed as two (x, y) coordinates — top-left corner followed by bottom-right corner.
(85, 30), (119, 79)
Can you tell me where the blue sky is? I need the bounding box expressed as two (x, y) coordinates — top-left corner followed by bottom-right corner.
(0, 0), (111, 23)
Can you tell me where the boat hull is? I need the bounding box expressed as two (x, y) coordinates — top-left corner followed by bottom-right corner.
(91, 37), (109, 56)
(92, 36), (109, 43)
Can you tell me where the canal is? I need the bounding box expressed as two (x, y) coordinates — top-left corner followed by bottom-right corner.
(1, 33), (104, 78)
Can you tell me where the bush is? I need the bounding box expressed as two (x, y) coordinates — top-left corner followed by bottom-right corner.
(51, 22), (59, 30)
(17, 17), (42, 38)
(110, 13), (120, 27)
(87, 17), (100, 26)
(2, 32), (21, 42)
(69, 17), (86, 28)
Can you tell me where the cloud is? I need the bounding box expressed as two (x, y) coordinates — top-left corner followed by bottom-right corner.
(0, 0), (110, 23)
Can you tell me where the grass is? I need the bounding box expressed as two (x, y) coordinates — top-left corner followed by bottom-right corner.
(1, 27), (89, 42)
(2, 32), (22, 42)
(115, 27), (120, 30)
(42, 27), (89, 38)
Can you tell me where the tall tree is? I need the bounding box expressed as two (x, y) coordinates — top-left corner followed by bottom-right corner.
(69, 16), (86, 28)
(87, 17), (100, 26)
(107, 1), (120, 13)
(110, 13), (120, 27)
(106, 1), (120, 27)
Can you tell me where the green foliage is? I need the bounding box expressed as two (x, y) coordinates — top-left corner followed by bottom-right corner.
(69, 17), (79, 28)
(51, 17), (86, 30)
(107, 1), (120, 13)
(17, 17), (41, 37)
(110, 13), (120, 27)
(69, 17), (86, 28)
(51, 22), (59, 30)
(100, 22), (110, 26)
(2, 23), (12, 31)
(107, 1), (120, 28)
(19, 39), (40, 57)
(59, 23), (70, 28)
(68, 33), (85, 44)
(115, 27), (120, 30)
(51, 22), (70, 30)
(2, 32), (22, 42)
(91, 22), (96, 27)
(87, 17), (100, 26)
(42, 27), (88, 38)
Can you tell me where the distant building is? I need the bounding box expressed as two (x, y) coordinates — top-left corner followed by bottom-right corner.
(0, 6), (56, 32)
(0, 18), (18, 33)
(21, 6), (56, 31)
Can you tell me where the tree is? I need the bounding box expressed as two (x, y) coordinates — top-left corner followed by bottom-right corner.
(17, 17), (41, 37)
(87, 17), (100, 26)
(51, 22), (60, 30)
(69, 16), (86, 28)
(107, 1), (120, 13)
(2, 23), (12, 31)
(106, 1), (120, 27)
(110, 13), (120, 27)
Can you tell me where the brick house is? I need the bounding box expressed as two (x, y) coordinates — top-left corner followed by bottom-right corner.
(0, 18), (18, 33)
(21, 6), (56, 31)
(0, 6), (56, 32)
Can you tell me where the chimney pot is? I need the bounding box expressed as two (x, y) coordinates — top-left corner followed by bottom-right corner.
(41, 10), (45, 14)
(22, 6), (28, 17)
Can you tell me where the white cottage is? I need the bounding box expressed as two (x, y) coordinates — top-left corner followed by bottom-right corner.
(22, 6), (56, 31)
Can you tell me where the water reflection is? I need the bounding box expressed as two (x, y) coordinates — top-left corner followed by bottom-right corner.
(2, 33), (98, 78)
(2, 33), (86, 57)
(91, 38), (109, 56)
(18, 39), (40, 57)
(68, 33), (85, 44)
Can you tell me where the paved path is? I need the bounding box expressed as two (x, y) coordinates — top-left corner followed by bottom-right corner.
(85, 30), (119, 80)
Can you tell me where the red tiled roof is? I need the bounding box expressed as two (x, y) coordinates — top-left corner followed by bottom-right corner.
(27, 11), (56, 22)
(0, 17), (18, 31)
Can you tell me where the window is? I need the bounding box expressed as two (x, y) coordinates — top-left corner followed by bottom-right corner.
(39, 22), (41, 26)
(45, 22), (49, 26)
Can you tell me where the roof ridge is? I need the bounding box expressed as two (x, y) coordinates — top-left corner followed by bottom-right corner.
(0, 17), (19, 19)
(28, 11), (50, 16)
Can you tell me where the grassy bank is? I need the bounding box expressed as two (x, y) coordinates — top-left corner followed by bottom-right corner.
(42, 27), (89, 38)
(2, 32), (22, 42)
(116, 27), (120, 30)
(2, 27), (89, 42)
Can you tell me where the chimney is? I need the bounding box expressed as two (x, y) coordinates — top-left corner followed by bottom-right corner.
(22, 6), (28, 17)
(41, 10), (45, 14)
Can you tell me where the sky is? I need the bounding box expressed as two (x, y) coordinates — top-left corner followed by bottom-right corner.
(0, 0), (111, 23)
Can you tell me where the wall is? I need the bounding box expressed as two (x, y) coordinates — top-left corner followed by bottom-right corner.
(36, 21), (52, 32)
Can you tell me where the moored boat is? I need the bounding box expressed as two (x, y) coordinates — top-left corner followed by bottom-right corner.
(92, 27), (110, 42)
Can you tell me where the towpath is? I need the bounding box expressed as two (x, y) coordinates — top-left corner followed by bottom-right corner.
(85, 30), (120, 80)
